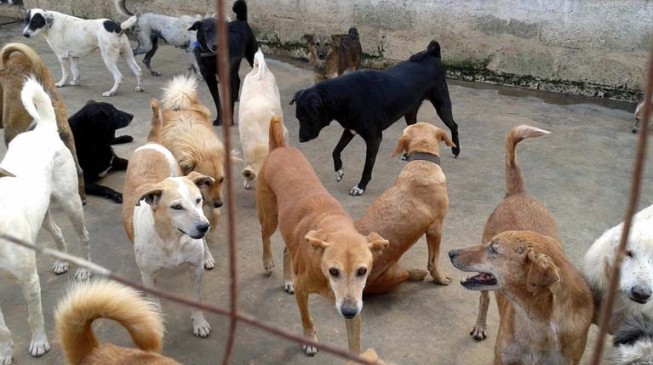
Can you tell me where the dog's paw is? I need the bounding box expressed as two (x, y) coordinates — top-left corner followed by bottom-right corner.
(263, 258), (275, 275)
(284, 281), (295, 294)
(52, 260), (69, 275)
(349, 186), (365, 196)
(335, 169), (344, 182)
(102, 91), (115, 97)
(192, 318), (212, 338)
(452, 146), (460, 158)
(28, 337), (50, 357)
(68, 80), (80, 86)
(203, 251), (215, 270)
(54, 81), (65, 88)
(433, 275), (452, 286)
(243, 180), (251, 190)
(212, 118), (221, 126)
(151, 71), (162, 77)
(407, 269), (428, 281)
(74, 268), (91, 281)
(302, 343), (318, 356)
(110, 193), (123, 204)
(470, 325), (487, 341)
(135, 86), (144, 92)
(0, 340), (13, 365)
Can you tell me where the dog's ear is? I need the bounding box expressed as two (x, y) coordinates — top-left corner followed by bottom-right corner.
(86, 100), (96, 105)
(44, 12), (53, 28)
(434, 128), (456, 148)
(302, 33), (315, 45)
(137, 188), (163, 208)
(0, 167), (15, 178)
(179, 159), (197, 175)
(290, 89), (304, 105)
(306, 95), (322, 120)
(525, 248), (560, 295)
(187, 171), (214, 189)
(392, 135), (408, 158)
(367, 232), (389, 257)
(306, 230), (329, 252)
(188, 21), (201, 31)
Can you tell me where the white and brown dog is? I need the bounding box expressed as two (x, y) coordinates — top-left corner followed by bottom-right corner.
(0, 77), (90, 364)
(23, 8), (144, 97)
(238, 49), (287, 189)
(122, 103), (214, 337)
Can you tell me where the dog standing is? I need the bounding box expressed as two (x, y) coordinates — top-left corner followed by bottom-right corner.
(238, 49), (287, 189)
(23, 9), (144, 97)
(0, 77), (91, 364)
(55, 280), (181, 364)
(304, 27), (362, 83)
(291, 40), (459, 196)
(356, 123), (455, 294)
(188, 0), (258, 125)
(257, 117), (388, 355)
(583, 204), (653, 333)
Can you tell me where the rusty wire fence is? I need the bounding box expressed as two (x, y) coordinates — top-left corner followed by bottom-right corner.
(2, 2), (652, 364)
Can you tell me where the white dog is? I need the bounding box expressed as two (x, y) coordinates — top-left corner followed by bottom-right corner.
(23, 8), (144, 97)
(583, 204), (653, 333)
(238, 49), (287, 189)
(0, 77), (90, 364)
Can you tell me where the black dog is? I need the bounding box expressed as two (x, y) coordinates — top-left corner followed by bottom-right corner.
(291, 40), (459, 196)
(188, 0), (258, 126)
(68, 101), (133, 203)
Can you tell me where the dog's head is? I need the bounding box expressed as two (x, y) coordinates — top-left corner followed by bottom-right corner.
(392, 122), (455, 157)
(449, 231), (563, 296)
(69, 101), (133, 145)
(290, 88), (330, 143)
(303, 33), (336, 63)
(307, 229), (388, 319)
(188, 18), (217, 53)
(611, 226), (653, 305)
(137, 172), (214, 239)
(23, 9), (53, 38)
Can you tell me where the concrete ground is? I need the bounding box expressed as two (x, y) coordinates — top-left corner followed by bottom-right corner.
(1, 20), (652, 365)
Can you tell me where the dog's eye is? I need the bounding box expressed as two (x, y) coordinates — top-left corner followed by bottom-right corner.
(171, 203), (184, 210)
(329, 267), (340, 278)
(626, 250), (634, 258)
(195, 198), (202, 204)
(356, 267), (367, 277)
(325, 42), (330, 47)
(488, 244), (498, 254)
(219, 177), (225, 183)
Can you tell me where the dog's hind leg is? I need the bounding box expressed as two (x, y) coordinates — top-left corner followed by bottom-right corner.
(42, 211), (69, 274)
(256, 177), (278, 275)
(350, 134), (381, 196)
(471, 291), (490, 341)
(121, 40), (144, 93)
(100, 53), (123, 97)
(426, 222), (451, 285)
(0, 306), (13, 363)
(404, 107), (418, 125)
(55, 194), (91, 280)
(55, 56), (70, 88)
(189, 263), (211, 338)
(332, 129), (356, 183)
(69, 57), (80, 86)
(202, 239), (215, 270)
(142, 36), (162, 76)
(18, 266), (50, 357)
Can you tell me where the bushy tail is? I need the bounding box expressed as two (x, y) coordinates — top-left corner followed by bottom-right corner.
(233, 0), (247, 21)
(0, 43), (48, 79)
(268, 115), (285, 150)
(348, 27), (359, 40)
(253, 48), (266, 81)
(120, 15), (137, 30)
(21, 76), (56, 131)
(55, 280), (164, 365)
(114, 0), (134, 16)
(161, 74), (198, 111)
(504, 125), (549, 196)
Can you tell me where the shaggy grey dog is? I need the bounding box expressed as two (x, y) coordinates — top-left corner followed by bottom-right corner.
(612, 314), (653, 365)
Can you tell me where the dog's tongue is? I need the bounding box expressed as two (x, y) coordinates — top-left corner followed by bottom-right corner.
(460, 272), (497, 289)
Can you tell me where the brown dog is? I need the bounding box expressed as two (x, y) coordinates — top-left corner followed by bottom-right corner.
(304, 28), (362, 83)
(356, 122), (454, 294)
(257, 116), (388, 356)
(0, 42), (85, 201)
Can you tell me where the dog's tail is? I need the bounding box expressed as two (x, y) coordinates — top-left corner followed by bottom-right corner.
(114, 0), (134, 16)
(347, 27), (359, 40)
(504, 125), (549, 197)
(0, 43), (48, 78)
(120, 15), (138, 30)
(21, 76), (57, 131)
(233, 0), (247, 21)
(161, 74), (198, 111)
(55, 280), (164, 365)
(147, 98), (163, 142)
(253, 48), (266, 81)
(268, 115), (285, 151)
(426, 40), (441, 58)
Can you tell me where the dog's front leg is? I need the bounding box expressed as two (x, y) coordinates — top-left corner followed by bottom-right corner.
(283, 247), (295, 294)
(345, 315), (361, 354)
(333, 129), (356, 183)
(471, 291), (490, 341)
(55, 56), (70, 87)
(69, 57), (80, 86)
(42, 211), (69, 274)
(0, 306), (13, 364)
(426, 224), (451, 285)
(189, 264), (211, 338)
(294, 285), (318, 356)
(19, 269), (50, 357)
(350, 135), (381, 196)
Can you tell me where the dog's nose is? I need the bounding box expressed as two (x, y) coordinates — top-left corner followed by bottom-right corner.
(631, 286), (652, 303)
(340, 304), (358, 319)
(317, 53), (326, 60)
(23, 32), (31, 38)
(448, 250), (459, 261)
(213, 200), (223, 208)
(196, 223), (210, 235)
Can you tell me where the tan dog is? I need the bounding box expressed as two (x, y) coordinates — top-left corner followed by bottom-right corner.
(449, 230), (593, 365)
(356, 122), (454, 294)
(56, 280), (181, 365)
(257, 117), (388, 356)
(345, 348), (396, 365)
(304, 28), (362, 83)
(0, 42), (85, 201)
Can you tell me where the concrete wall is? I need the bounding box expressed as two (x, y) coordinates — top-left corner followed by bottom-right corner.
(19, 0), (653, 101)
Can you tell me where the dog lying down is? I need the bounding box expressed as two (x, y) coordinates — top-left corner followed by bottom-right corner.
(55, 280), (181, 364)
(611, 314), (653, 365)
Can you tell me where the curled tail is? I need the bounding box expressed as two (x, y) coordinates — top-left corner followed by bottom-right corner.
(268, 115), (285, 150)
(254, 49), (266, 81)
(233, 0), (248, 21)
(147, 98), (163, 142)
(55, 280), (164, 365)
(504, 125), (549, 196)
(120, 15), (138, 30)
(161, 74), (198, 111)
(21, 76), (56, 131)
(114, 0), (134, 16)
(0, 43), (48, 80)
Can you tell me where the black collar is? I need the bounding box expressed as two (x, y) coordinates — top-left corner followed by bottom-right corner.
(406, 152), (440, 165)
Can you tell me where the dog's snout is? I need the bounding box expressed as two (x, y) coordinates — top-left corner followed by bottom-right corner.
(23, 32), (31, 38)
(631, 285), (652, 303)
(317, 53), (326, 60)
(339, 297), (359, 319)
(196, 222), (210, 235)
(448, 249), (459, 261)
(213, 200), (223, 208)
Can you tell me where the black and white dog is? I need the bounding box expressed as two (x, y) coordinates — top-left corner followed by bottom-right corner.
(23, 8), (143, 97)
(612, 314), (653, 365)
(291, 41), (459, 196)
(68, 101), (133, 203)
(188, 0), (258, 126)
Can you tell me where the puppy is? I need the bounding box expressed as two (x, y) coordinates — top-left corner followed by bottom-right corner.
(68, 101), (133, 203)
(188, 0), (258, 125)
(55, 280), (181, 365)
(583, 204), (653, 333)
(0, 77), (91, 364)
(612, 314), (653, 365)
(153, 75), (227, 267)
(291, 40), (459, 196)
(258, 117), (388, 356)
(449, 230), (593, 365)
(304, 27), (362, 83)
(453, 125), (560, 342)
(238, 48), (287, 189)
(356, 122), (455, 294)
(122, 108), (214, 337)
(23, 8), (144, 97)
(633, 99), (652, 133)
(114, 0), (202, 77)
(0, 42), (85, 201)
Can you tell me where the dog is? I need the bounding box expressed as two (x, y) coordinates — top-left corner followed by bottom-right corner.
(291, 40), (459, 196)
(114, 0), (202, 77)
(238, 48), (287, 189)
(122, 103), (215, 338)
(55, 280), (181, 364)
(23, 8), (144, 97)
(583, 204), (653, 333)
(68, 101), (133, 203)
(188, 0), (258, 126)
(345, 348), (395, 365)
(151, 74), (228, 267)
(355, 122), (455, 294)
(304, 27), (362, 83)
(0, 77), (91, 364)
(0, 42), (86, 202)
(633, 99), (652, 133)
(257, 116), (388, 356)
(611, 314), (653, 365)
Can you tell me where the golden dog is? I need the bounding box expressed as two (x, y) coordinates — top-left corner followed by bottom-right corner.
(304, 28), (362, 83)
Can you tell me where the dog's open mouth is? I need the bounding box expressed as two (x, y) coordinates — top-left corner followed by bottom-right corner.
(460, 272), (497, 290)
